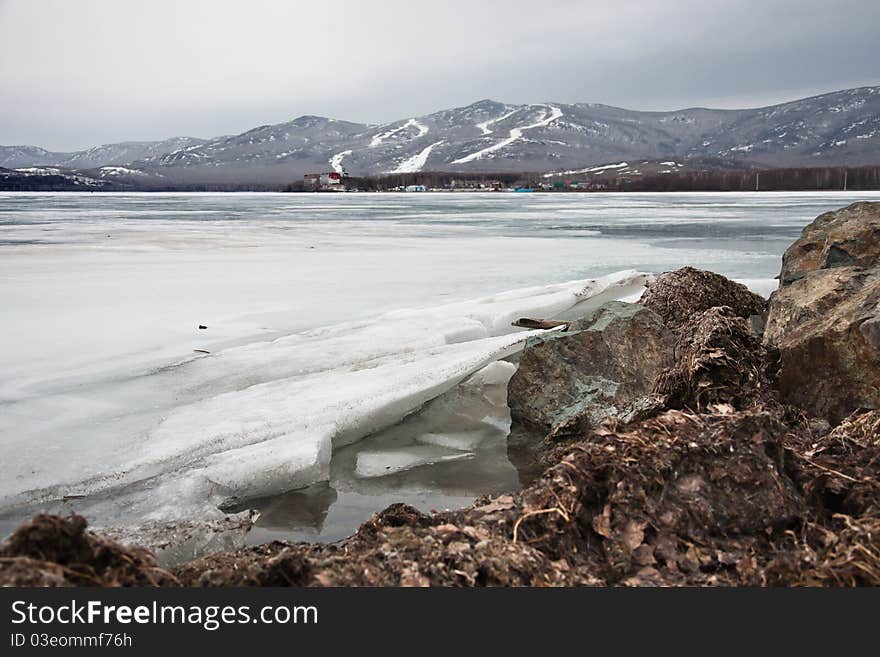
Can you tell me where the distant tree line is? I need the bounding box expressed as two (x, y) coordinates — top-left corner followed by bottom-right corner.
(5, 165), (880, 193)
(283, 165), (880, 193)
(606, 166), (880, 192)
(284, 171), (527, 192)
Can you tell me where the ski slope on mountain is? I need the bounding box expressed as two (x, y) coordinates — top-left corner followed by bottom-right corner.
(453, 105), (564, 164)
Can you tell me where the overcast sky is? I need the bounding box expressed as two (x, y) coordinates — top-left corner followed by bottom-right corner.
(1, 0), (879, 150)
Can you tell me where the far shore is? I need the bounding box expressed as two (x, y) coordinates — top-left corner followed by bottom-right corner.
(3, 162), (880, 193)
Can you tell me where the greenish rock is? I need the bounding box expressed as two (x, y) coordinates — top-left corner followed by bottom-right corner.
(569, 299), (646, 332)
(507, 301), (674, 435)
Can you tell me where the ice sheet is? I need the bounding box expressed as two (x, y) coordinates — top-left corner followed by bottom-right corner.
(417, 430), (489, 451)
(355, 447), (474, 478)
(0, 268), (649, 520)
(6, 190), (876, 530)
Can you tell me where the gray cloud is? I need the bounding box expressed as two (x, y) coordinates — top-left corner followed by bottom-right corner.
(1, 0), (878, 150)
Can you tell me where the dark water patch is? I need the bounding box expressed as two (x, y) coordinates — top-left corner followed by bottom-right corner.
(542, 222), (802, 240)
(0, 239), (52, 246)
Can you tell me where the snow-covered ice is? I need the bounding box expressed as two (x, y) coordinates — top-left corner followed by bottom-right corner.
(4, 190), (879, 534)
(0, 206), (651, 522)
(462, 361), (517, 388)
(417, 430), (489, 451)
(356, 447), (474, 478)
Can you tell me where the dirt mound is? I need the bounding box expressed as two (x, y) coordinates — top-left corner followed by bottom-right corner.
(174, 505), (593, 587)
(0, 557), (71, 587)
(514, 405), (880, 586)
(654, 306), (775, 412)
(514, 407), (805, 584)
(0, 514), (177, 586)
(639, 266), (766, 330)
(762, 514), (880, 586)
(785, 409), (880, 518)
(172, 542), (312, 587)
(355, 502), (436, 537)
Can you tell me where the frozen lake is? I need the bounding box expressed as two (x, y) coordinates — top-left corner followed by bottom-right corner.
(2, 190), (878, 547)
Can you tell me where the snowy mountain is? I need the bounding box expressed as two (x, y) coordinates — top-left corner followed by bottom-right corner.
(3, 87), (879, 184)
(0, 137), (205, 169)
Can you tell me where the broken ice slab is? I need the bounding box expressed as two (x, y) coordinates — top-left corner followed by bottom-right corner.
(0, 271), (650, 522)
(416, 429), (492, 451)
(461, 360), (517, 387)
(355, 446), (474, 478)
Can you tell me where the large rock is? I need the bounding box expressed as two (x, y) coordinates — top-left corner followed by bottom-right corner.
(779, 201), (880, 285)
(765, 266), (880, 422)
(639, 266), (766, 330)
(765, 203), (880, 422)
(507, 301), (673, 435)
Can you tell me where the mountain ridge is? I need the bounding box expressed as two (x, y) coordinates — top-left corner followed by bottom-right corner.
(2, 86), (879, 184)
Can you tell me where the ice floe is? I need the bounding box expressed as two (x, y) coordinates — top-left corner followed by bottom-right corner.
(0, 270), (650, 521)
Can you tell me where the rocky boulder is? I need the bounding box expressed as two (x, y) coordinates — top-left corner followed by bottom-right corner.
(507, 301), (673, 436)
(765, 203), (880, 423)
(765, 266), (880, 423)
(779, 201), (880, 285)
(639, 266), (766, 331)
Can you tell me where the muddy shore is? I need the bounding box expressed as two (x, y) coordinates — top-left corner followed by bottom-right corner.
(2, 201), (879, 587)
